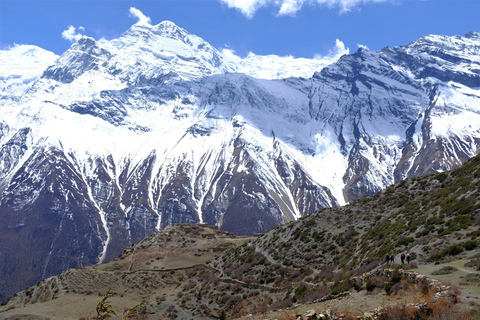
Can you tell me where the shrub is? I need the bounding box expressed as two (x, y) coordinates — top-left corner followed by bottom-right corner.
(366, 279), (376, 292)
(96, 288), (117, 320)
(435, 172), (448, 183)
(292, 284), (307, 302)
(417, 276), (430, 295)
(390, 279), (410, 296)
(464, 259), (480, 269)
(218, 310), (227, 320)
(428, 243), (464, 262)
(299, 285), (329, 303)
(445, 244), (464, 256)
(463, 240), (478, 251)
(330, 274), (354, 295)
(403, 261), (418, 270)
(378, 304), (420, 320)
(432, 266), (458, 275)
(269, 297), (293, 311)
(384, 270), (403, 295)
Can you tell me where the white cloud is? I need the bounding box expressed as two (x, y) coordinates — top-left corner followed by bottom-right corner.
(219, 0), (268, 18)
(62, 26), (85, 43)
(357, 43), (370, 50)
(314, 39), (349, 60)
(129, 7), (152, 25)
(219, 0), (388, 17)
(221, 48), (241, 61)
(278, 0), (306, 16)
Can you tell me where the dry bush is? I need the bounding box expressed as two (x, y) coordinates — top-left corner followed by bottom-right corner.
(250, 293), (271, 315)
(426, 298), (480, 320)
(182, 280), (197, 291)
(234, 264), (252, 280)
(290, 268), (302, 280)
(199, 269), (219, 285)
(378, 304), (421, 320)
(223, 294), (245, 318)
(334, 268), (352, 281)
(247, 290), (260, 298)
(274, 275), (287, 287)
(366, 276), (386, 292)
(299, 285), (329, 303)
(305, 251), (317, 261)
(379, 294), (478, 320)
(231, 283), (243, 293)
(403, 261), (418, 270)
(390, 279), (411, 296)
(427, 299), (455, 320)
(318, 265), (335, 280)
(417, 276), (430, 296)
(355, 261), (380, 276)
(271, 263), (282, 270)
(269, 297), (293, 311)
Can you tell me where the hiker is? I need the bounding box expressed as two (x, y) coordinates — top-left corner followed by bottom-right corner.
(390, 254), (395, 265)
(386, 254), (390, 265)
(401, 253), (405, 264)
(406, 253), (411, 264)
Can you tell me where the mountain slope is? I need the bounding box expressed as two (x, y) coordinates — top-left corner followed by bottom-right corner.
(0, 23), (479, 299)
(2, 154), (480, 319)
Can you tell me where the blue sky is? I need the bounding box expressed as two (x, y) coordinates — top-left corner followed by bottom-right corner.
(0, 0), (479, 58)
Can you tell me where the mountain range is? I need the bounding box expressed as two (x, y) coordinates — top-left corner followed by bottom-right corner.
(0, 20), (479, 299)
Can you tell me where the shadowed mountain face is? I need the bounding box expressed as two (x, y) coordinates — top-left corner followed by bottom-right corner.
(0, 23), (479, 299)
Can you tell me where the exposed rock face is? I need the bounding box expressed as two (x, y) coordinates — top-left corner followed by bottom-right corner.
(0, 23), (479, 298)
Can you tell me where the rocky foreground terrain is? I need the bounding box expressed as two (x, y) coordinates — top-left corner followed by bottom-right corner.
(1, 155), (480, 319)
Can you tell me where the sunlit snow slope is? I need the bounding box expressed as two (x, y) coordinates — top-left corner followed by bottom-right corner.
(0, 20), (479, 299)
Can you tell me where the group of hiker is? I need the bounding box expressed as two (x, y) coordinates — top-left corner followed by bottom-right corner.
(386, 252), (411, 265)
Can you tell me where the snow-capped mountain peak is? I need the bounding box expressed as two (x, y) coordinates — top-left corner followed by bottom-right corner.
(1, 23), (479, 301)
(0, 45), (58, 103)
(115, 20), (225, 76)
(152, 20), (194, 40)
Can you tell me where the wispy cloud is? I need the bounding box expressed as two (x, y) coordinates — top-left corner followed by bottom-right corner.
(129, 7), (151, 25)
(357, 43), (370, 50)
(62, 26), (85, 42)
(219, 0), (388, 17)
